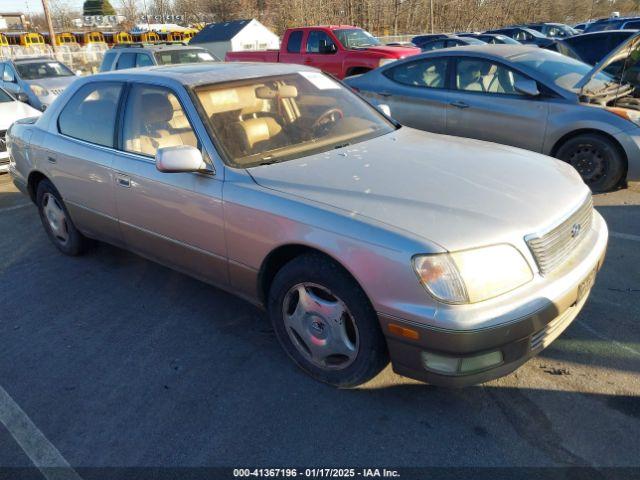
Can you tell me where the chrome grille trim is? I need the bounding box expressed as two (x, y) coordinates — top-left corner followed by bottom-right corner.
(526, 195), (593, 275)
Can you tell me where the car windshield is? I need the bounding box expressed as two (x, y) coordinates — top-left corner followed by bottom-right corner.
(195, 72), (395, 168)
(334, 29), (381, 48)
(0, 89), (14, 103)
(493, 35), (520, 44)
(15, 61), (74, 80)
(154, 49), (217, 65)
(511, 50), (616, 92)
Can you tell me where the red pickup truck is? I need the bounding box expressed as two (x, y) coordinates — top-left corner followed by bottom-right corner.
(225, 25), (421, 79)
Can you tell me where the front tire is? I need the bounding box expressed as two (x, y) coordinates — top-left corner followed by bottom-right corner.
(36, 179), (90, 256)
(555, 133), (626, 192)
(268, 254), (388, 387)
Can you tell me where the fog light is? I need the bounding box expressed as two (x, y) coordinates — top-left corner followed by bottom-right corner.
(421, 352), (460, 374)
(460, 351), (503, 373)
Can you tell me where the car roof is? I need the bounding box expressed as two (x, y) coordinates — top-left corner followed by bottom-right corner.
(112, 44), (206, 52)
(11, 57), (56, 64)
(420, 44), (539, 57)
(90, 62), (318, 87)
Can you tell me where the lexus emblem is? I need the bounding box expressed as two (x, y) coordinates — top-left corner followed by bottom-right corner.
(571, 223), (582, 238)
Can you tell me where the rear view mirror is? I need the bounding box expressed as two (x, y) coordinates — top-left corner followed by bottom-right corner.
(377, 103), (391, 117)
(156, 145), (209, 173)
(514, 79), (540, 96)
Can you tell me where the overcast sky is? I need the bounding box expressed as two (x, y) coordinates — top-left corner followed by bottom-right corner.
(3, 0), (86, 16)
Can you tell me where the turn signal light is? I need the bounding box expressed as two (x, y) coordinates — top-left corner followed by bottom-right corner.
(388, 323), (420, 340)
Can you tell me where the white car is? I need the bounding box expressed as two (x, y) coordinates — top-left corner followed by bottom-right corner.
(0, 88), (40, 173)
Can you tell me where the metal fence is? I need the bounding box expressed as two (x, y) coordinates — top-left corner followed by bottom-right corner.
(0, 44), (107, 76)
(376, 34), (419, 44)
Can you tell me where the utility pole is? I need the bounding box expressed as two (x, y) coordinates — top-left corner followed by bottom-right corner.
(430, 0), (434, 33)
(41, 0), (57, 53)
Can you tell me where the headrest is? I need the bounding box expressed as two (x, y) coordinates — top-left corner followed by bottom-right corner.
(141, 93), (173, 122)
(255, 85), (298, 99)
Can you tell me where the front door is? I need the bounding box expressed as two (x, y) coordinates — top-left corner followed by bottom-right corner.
(446, 57), (549, 152)
(112, 82), (228, 285)
(302, 29), (341, 77)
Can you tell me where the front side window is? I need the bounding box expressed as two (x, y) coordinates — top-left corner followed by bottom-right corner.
(456, 58), (528, 94)
(99, 50), (117, 72)
(136, 54), (154, 67)
(58, 83), (123, 147)
(385, 58), (448, 88)
(154, 49), (216, 65)
(306, 31), (337, 54)
(122, 84), (198, 157)
(195, 72), (395, 167)
(287, 31), (303, 53)
(116, 53), (136, 70)
(15, 61), (73, 80)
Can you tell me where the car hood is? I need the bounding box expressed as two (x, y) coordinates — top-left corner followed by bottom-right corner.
(0, 101), (41, 129)
(24, 76), (76, 91)
(354, 45), (421, 58)
(248, 128), (590, 251)
(575, 31), (640, 92)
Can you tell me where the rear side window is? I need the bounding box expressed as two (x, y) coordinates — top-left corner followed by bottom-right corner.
(287, 31), (303, 53)
(99, 50), (117, 72)
(58, 83), (123, 147)
(116, 53), (136, 70)
(136, 54), (153, 67)
(385, 58), (448, 88)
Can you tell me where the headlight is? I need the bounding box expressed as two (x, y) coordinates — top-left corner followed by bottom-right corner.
(378, 58), (397, 68)
(30, 84), (49, 97)
(413, 245), (533, 304)
(606, 107), (640, 126)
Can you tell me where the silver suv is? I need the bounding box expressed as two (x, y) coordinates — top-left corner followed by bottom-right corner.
(99, 43), (218, 72)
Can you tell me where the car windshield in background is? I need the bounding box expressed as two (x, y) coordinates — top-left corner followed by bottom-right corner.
(0, 89), (14, 103)
(195, 72), (395, 168)
(16, 61), (74, 80)
(511, 50), (615, 92)
(334, 29), (381, 48)
(154, 49), (217, 65)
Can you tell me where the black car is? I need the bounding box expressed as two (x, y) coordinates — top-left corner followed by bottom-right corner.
(484, 26), (552, 46)
(544, 30), (638, 65)
(411, 34), (449, 48)
(457, 33), (521, 44)
(419, 35), (486, 51)
(522, 22), (578, 38)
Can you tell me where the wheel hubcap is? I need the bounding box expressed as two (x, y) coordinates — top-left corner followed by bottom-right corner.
(42, 193), (69, 245)
(567, 144), (608, 184)
(283, 283), (359, 370)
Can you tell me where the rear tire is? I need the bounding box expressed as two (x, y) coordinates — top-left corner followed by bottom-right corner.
(268, 253), (388, 387)
(555, 133), (626, 192)
(36, 179), (90, 256)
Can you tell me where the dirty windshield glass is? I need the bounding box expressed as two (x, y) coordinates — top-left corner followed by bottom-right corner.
(334, 29), (381, 48)
(16, 61), (74, 80)
(196, 72), (395, 167)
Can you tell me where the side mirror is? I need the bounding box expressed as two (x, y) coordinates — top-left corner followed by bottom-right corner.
(156, 145), (209, 173)
(377, 103), (391, 117)
(17, 92), (29, 102)
(514, 78), (540, 96)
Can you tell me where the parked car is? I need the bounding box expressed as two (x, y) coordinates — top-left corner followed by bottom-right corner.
(411, 34), (449, 48)
(484, 26), (552, 46)
(225, 26), (421, 78)
(573, 21), (593, 32)
(584, 16), (640, 32)
(522, 22), (579, 38)
(0, 87), (40, 173)
(346, 44), (640, 191)
(419, 36), (486, 51)
(457, 33), (521, 44)
(544, 30), (637, 67)
(8, 63), (607, 388)
(0, 57), (77, 111)
(99, 43), (219, 72)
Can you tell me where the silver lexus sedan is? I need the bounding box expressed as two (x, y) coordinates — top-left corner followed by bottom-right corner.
(7, 64), (608, 387)
(346, 42), (640, 192)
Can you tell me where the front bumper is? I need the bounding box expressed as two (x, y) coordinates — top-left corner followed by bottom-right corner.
(379, 213), (608, 387)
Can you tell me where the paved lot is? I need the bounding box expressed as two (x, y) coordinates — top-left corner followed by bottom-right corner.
(0, 173), (639, 473)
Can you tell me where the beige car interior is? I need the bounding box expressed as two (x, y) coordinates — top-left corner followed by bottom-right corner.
(457, 60), (524, 94)
(123, 88), (198, 157)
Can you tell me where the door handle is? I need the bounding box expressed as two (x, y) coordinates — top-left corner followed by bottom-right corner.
(378, 91), (392, 97)
(116, 175), (130, 188)
(47, 156), (57, 164)
(450, 101), (469, 109)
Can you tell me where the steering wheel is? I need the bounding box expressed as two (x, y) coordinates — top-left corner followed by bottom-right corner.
(312, 107), (344, 134)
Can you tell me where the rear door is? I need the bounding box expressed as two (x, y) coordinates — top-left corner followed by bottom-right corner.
(445, 56), (548, 152)
(368, 56), (450, 134)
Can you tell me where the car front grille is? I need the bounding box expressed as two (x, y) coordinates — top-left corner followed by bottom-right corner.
(526, 195), (593, 275)
(0, 130), (6, 153)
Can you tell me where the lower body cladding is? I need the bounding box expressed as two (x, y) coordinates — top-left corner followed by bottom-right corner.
(379, 253), (606, 388)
